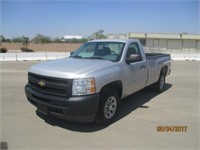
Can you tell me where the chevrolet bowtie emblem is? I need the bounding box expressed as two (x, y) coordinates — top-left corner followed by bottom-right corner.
(38, 80), (46, 87)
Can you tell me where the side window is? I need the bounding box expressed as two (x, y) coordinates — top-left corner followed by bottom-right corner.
(126, 42), (142, 59)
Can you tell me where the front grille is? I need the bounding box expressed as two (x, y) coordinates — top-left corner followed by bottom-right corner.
(28, 72), (72, 97)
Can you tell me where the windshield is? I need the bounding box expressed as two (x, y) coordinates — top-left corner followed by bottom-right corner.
(70, 42), (125, 62)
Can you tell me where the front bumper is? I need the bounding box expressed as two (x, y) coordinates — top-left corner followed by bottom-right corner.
(25, 84), (100, 123)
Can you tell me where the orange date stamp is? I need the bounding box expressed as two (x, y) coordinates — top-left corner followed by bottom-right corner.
(157, 126), (187, 132)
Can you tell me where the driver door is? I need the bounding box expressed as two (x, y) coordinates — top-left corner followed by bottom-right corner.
(123, 42), (148, 95)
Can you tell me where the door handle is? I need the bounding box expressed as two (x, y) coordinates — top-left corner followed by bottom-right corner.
(141, 66), (146, 70)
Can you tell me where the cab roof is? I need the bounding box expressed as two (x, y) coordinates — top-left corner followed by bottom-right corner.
(88, 39), (139, 44)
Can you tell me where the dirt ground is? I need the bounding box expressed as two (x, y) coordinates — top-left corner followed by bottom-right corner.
(1, 42), (82, 52)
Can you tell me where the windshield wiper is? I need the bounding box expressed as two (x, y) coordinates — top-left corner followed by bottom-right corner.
(70, 55), (82, 59)
(89, 56), (104, 60)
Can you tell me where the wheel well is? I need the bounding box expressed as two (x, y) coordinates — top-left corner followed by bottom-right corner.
(100, 81), (122, 98)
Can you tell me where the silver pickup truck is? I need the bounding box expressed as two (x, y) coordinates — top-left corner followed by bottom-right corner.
(25, 39), (171, 125)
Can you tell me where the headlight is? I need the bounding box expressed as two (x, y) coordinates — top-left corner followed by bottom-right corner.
(72, 77), (96, 95)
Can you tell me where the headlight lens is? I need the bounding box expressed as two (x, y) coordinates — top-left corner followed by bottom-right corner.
(72, 78), (96, 95)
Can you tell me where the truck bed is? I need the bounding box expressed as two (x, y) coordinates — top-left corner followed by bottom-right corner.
(144, 53), (171, 87)
(145, 53), (170, 59)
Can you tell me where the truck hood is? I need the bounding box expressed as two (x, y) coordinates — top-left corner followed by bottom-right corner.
(29, 58), (115, 78)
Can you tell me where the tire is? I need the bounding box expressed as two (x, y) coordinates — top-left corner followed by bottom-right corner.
(96, 88), (120, 125)
(153, 71), (166, 93)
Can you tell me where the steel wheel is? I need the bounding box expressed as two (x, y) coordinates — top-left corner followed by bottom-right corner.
(153, 70), (166, 93)
(96, 88), (119, 125)
(104, 96), (117, 119)
(159, 75), (165, 90)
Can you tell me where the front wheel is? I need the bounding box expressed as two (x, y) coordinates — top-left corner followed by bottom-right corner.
(96, 88), (119, 125)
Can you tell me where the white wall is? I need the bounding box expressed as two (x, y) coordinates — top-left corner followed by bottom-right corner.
(182, 40), (196, 52)
(159, 39), (167, 51)
(0, 52), (200, 61)
(196, 40), (200, 50)
(0, 52), (70, 61)
(144, 38), (200, 53)
(167, 40), (181, 50)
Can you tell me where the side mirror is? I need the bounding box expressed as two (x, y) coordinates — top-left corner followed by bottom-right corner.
(126, 54), (142, 64)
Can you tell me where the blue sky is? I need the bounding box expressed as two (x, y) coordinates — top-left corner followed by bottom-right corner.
(1, 0), (199, 39)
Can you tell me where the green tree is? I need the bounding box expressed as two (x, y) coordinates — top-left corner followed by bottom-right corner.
(40, 37), (51, 43)
(65, 38), (88, 43)
(12, 36), (29, 46)
(31, 34), (52, 43)
(0, 35), (11, 43)
(54, 37), (63, 43)
(89, 29), (107, 40)
(0, 35), (4, 46)
(22, 36), (29, 46)
(80, 38), (88, 43)
(12, 37), (23, 42)
(0, 35), (5, 42)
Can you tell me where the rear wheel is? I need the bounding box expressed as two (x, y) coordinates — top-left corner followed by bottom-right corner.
(96, 88), (119, 125)
(153, 71), (166, 93)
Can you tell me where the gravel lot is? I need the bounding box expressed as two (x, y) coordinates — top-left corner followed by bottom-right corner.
(0, 61), (199, 150)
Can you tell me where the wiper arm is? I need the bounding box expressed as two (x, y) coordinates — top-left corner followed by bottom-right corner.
(89, 56), (104, 60)
(70, 55), (82, 58)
